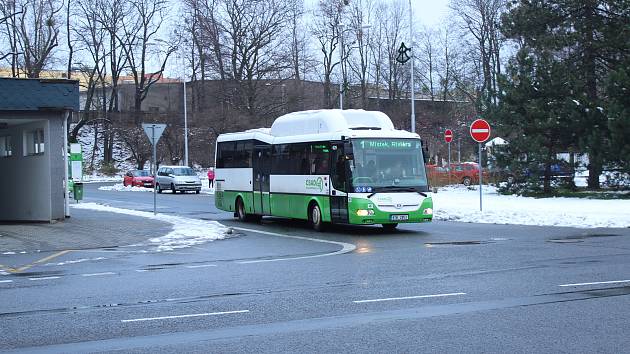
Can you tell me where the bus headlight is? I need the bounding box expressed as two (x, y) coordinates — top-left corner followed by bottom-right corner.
(423, 208), (433, 215)
(356, 209), (375, 216)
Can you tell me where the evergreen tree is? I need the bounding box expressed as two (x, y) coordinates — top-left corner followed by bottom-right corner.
(494, 48), (576, 194)
(497, 0), (630, 190)
(607, 57), (630, 173)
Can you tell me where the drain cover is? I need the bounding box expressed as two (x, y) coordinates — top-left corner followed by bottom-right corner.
(425, 240), (489, 246)
(547, 239), (584, 243)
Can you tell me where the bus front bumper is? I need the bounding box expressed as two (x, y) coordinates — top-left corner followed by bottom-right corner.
(347, 197), (433, 225)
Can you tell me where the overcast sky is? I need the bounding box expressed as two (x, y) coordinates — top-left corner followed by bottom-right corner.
(404, 0), (450, 28)
(304, 0), (451, 28)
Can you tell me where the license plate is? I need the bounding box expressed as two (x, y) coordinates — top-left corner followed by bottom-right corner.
(390, 214), (409, 221)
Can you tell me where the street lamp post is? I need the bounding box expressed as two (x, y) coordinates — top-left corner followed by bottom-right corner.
(339, 22), (345, 110)
(360, 24), (372, 101)
(409, 0), (415, 133)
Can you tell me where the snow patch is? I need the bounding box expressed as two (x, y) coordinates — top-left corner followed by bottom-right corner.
(98, 183), (154, 192)
(433, 185), (630, 229)
(71, 203), (228, 251)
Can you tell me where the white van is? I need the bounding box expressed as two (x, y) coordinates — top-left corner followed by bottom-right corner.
(155, 166), (202, 194)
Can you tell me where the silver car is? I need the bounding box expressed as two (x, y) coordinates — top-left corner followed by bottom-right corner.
(155, 166), (202, 194)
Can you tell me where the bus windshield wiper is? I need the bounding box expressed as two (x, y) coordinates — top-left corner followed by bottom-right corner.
(367, 186), (427, 198)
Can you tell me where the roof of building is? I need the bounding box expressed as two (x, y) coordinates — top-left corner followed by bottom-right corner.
(0, 78), (80, 112)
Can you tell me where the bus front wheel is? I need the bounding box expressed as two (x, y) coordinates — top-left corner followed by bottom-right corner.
(309, 203), (324, 232)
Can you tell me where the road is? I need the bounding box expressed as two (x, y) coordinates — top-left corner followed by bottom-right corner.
(1, 182), (629, 353)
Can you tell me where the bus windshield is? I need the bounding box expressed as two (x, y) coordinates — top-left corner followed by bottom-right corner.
(348, 138), (428, 192)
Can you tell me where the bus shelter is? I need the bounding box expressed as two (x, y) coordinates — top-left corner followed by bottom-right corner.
(0, 78), (79, 222)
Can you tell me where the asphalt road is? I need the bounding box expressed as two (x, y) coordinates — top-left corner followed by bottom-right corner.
(1, 182), (629, 353)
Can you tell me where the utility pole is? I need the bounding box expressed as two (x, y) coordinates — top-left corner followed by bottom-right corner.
(183, 80), (189, 166)
(409, 0), (415, 133)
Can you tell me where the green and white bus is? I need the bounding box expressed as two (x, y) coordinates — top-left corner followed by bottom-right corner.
(214, 109), (433, 231)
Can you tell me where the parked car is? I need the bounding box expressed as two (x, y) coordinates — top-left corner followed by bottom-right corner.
(123, 170), (154, 188)
(426, 164), (449, 186)
(449, 162), (490, 186)
(155, 166), (202, 194)
(502, 161), (574, 184)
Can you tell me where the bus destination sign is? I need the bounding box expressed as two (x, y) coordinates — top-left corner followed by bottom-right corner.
(361, 140), (414, 149)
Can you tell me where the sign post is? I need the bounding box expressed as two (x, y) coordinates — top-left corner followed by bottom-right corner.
(469, 119), (491, 211)
(142, 123), (167, 215)
(445, 129), (453, 185)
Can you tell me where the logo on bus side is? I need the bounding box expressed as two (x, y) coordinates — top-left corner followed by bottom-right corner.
(305, 177), (324, 192)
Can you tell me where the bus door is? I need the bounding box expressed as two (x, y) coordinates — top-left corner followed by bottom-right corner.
(330, 143), (349, 223)
(253, 145), (271, 215)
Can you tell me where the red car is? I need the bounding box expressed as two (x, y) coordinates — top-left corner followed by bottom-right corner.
(123, 170), (154, 188)
(449, 162), (489, 186)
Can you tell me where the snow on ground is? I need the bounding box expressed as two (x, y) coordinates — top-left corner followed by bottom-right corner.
(98, 183), (153, 192)
(433, 185), (630, 229)
(71, 203), (228, 251)
(82, 175), (123, 183)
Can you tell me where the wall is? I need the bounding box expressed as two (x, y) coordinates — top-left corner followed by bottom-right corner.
(0, 116), (59, 221)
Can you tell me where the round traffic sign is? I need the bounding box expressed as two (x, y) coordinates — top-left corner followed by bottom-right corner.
(470, 119), (491, 143)
(444, 129), (453, 143)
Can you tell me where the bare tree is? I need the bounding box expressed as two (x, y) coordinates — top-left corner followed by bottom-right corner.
(368, 1), (387, 108)
(418, 27), (437, 100)
(312, 0), (343, 108)
(11, 0), (63, 78)
(68, 0), (108, 143)
(436, 25), (457, 102)
(347, 0), (374, 108)
(381, 0), (407, 101)
(449, 0), (505, 108)
(0, 1), (22, 76)
(221, 0), (293, 118)
(116, 0), (176, 119)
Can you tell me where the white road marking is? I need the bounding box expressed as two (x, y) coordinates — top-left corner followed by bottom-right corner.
(0, 280), (13, 283)
(135, 269), (149, 272)
(28, 276), (61, 281)
(233, 227), (356, 264)
(353, 292), (466, 304)
(81, 272), (116, 277)
(185, 264), (217, 269)
(559, 280), (630, 287)
(121, 310), (249, 323)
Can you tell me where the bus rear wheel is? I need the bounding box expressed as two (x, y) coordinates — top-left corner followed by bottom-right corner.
(382, 223), (398, 231)
(309, 203), (324, 232)
(236, 198), (247, 221)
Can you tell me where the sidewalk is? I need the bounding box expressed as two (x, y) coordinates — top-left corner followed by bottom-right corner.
(0, 207), (172, 253)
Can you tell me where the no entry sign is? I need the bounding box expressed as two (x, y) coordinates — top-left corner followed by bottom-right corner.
(444, 129), (453, 143)
(470, 119), (491, 143)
